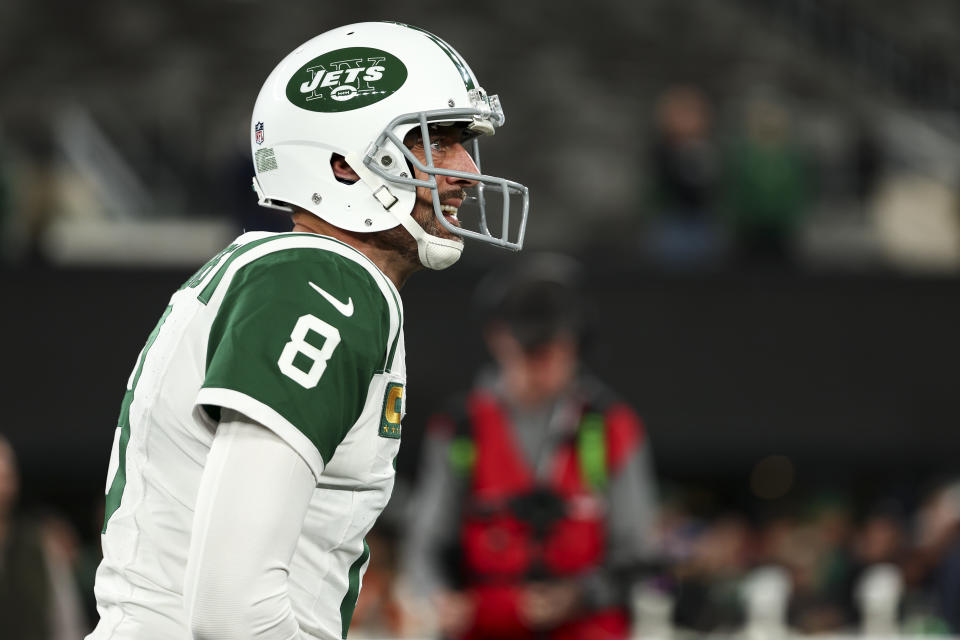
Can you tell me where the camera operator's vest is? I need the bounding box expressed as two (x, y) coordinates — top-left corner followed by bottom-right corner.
(448, 390), (639, 640)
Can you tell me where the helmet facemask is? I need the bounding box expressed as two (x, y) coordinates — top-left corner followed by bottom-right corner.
(349, 94), (528, 268)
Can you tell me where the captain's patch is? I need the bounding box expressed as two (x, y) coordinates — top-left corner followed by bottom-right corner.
(379, 382), (404, 438)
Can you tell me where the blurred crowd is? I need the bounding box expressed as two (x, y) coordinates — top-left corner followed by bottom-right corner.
(9, 433), (960, 638)
(642, 84), (810, 270)
(345, 480), (960, 638)
(638, 84), (960, 273)
(649, 482), (960, 636)
(0, 436), (96, 639)
(1, 79), (959, 273)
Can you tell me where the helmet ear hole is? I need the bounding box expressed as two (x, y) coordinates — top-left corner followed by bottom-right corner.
(330, 153), (359, 185)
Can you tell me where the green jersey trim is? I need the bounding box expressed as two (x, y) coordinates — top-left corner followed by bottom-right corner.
(184, 243), (240, 291)
(198, 235), (288, 303)
(103, 304), (174, 532)
(382, 283), (403, 373)
(340, 539), (371, 639)
(196, 387), (325, 480)
(198, 233), (374, 303)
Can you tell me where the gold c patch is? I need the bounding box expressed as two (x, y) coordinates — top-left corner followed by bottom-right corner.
(379, 382), (404, 438)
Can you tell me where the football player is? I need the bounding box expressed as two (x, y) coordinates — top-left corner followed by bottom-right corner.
(86, 22), (528, 640)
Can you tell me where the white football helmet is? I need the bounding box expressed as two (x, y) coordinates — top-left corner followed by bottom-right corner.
(251, 21), (529, 269)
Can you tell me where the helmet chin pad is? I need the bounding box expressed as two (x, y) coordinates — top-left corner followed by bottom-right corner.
(417, 234), (463, 270)
(392, 204), (464, 270)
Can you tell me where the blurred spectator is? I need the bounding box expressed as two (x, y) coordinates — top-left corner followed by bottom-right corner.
(74, 500), (105, 629)
(16, 132), (59, 263)
(0, 436), (89, 639)
(0, 125), (9, 259)
(39, 511), (93, 638)
(643, 85), (726, 268)
(853, 500), (908, 574)
(722, 92), (814, 268)
(810, 497), (857, 601)
(0, 124), (30, 263)
(671, 514), (751, 633)
(850, 123), (885, 213)
(903, 480), (960, 633)
(399, 254), (660, 640)
(785, 499), (857, 634)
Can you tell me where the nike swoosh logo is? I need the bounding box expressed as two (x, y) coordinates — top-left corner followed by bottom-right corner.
(308, 282), (354, 317)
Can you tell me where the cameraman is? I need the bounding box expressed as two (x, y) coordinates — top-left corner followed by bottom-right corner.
(400, 254), (660, 640)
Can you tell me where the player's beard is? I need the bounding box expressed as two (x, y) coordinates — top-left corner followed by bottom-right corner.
(368, 189), (465, 267)
(414, 187), (465, 242)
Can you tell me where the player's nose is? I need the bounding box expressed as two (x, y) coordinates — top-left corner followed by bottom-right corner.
(443, 143), (480, 187)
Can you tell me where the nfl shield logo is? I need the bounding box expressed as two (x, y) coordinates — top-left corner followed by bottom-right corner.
(255, 122), (264, 145)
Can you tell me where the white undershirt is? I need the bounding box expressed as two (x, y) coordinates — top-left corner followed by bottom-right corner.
(183, 409), (317, 640)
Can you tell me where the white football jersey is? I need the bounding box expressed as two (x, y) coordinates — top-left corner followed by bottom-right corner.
(88, 232), (406, 639)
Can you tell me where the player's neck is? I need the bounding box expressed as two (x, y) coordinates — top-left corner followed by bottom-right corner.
(290, 212), (418, 289)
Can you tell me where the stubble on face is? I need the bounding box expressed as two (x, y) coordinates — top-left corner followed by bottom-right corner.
(367, 186), (465, 266)
(415, 186), (467, 241)
(367, 223), (418, 266)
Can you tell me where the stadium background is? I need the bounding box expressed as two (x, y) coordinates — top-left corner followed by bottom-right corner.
(0, 0), (959, 636)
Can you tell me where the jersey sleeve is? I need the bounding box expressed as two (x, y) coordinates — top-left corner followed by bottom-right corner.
(196, 248), (393, 479)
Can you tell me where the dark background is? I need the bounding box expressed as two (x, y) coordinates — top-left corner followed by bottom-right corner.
(4, 261), (958, 542)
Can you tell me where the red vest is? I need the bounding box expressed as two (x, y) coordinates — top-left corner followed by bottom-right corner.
(453, 390), (641, 640)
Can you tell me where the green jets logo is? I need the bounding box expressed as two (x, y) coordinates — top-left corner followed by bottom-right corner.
(286, 47), (407, 113)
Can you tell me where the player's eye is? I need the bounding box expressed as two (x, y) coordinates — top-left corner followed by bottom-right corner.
(428, 138), (455, 159)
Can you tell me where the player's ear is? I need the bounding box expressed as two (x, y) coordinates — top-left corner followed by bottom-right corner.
(330, 153), (360, 184)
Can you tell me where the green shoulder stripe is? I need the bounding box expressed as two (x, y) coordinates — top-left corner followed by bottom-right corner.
(382, 280), (403, 373)
(198, 233), (371, 304)
(103, 304), (174, 532)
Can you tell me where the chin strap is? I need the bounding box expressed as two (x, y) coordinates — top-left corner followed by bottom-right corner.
(395, 212), (464, 270)
(346, 151), (463, 270)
